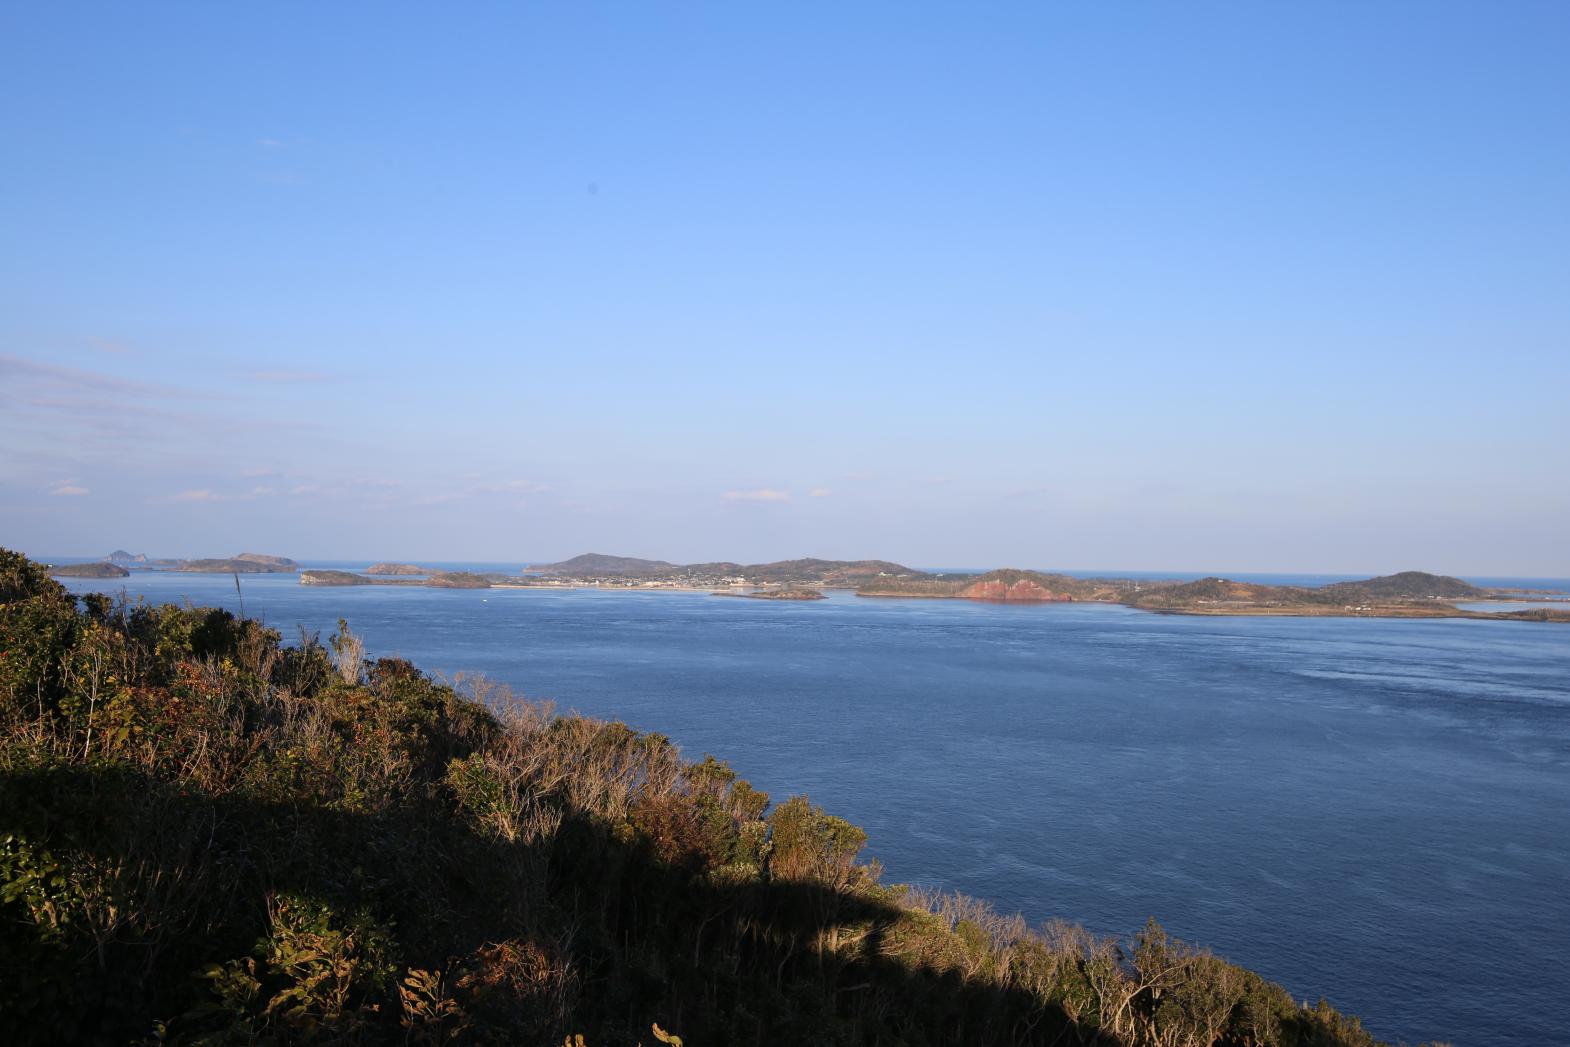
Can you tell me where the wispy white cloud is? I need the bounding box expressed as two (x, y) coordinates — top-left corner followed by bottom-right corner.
(809, 487), (833, 498)
(173, 488), (221, 502)
(256, 137), (287, 149)
(723, 488), (790, 502)
(49, 482), (89, 497)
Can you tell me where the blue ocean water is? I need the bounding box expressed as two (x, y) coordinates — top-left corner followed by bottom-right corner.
(51, 566), (1570, 1047)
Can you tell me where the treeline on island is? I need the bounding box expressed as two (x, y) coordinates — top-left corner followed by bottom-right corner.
(0, 548), (1446, 1046)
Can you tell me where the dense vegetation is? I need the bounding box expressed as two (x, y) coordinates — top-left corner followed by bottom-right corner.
(0, 549), (1444, 1046)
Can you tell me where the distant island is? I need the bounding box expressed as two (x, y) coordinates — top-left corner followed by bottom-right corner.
(89, 551), (300, 574)
(47, 562), (130, 579)
(858, 567), (1569, 622)
(365, 562), (427, 575)
(299, 569), (378, 586)
(525, 556), (1566, 623)
(856, 567), (1122, 602)
(712, 587), (827, 601)
(529, 552), (913, 588)
(70, 549), (1569, 624)
(300, 569), (492, 589)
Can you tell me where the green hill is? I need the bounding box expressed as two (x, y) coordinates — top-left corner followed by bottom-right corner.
(300, 569), (375, 586)
(0, 548), (1432, 1047)
(531, 553), (685, 577)
(180, 553), (298, 574)
(1319, 572), (1483, 601)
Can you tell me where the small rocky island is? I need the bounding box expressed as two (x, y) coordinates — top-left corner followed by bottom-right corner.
(713, 587), (826, 601)
(298, 570), (490, 589)
(299, 570), (376, 586)
(366, 563), (427, 576)
(48, 562), (131, 579)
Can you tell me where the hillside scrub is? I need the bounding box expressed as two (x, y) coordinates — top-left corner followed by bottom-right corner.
(0, 549), (1446, 1046)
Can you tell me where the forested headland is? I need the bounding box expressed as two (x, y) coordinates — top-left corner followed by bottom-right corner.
(0, 549), (1446, 1046)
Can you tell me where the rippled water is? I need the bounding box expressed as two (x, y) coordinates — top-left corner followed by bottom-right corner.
(55, 569), (1570, 1046)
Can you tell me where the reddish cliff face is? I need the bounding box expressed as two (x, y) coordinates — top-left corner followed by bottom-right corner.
(961, 579), (1074, 602)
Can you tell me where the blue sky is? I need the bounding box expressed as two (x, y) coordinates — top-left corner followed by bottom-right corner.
(3, 3), (1567, 574)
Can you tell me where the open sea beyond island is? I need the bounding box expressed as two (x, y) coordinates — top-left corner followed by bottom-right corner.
(55, 564), (1570, 1047)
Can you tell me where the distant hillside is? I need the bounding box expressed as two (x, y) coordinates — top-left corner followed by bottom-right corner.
(233, 553), (300, 570)
(49, 562), (130, 579)
(426, 571), (492, 589)
(1320, 572), (1483, 601)
(179, 554), (298, 574)
(1123, 572), (1490, 616)
(531, 553), (683, 578)
(103, 549), (147, 565)
(299, 570), (374, 586)
(860, 568), (1117, 602)
(744, 558), (913, 585)
(366, 563), (426, 576)
(532, 553), (918, 586)
(1126, 577), (1332, 610)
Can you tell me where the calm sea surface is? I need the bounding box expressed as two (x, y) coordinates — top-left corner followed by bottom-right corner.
(53, 567), (1570, 1047)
